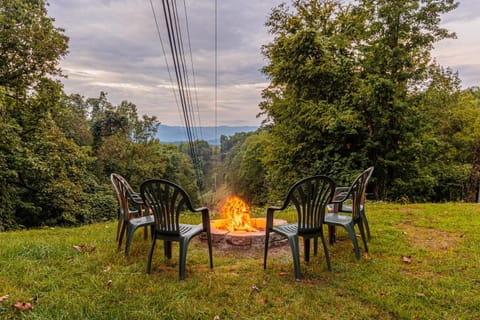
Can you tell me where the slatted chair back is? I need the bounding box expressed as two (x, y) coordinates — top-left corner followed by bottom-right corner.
(140, 179), (195, 236)
(348, 167), (373, 221)
(283, 175), (336, 235)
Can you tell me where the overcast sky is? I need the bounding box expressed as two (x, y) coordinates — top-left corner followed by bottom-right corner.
(47, 0), (480, 127)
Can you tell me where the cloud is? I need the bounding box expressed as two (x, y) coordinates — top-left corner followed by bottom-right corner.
(48, 0), (284, 126)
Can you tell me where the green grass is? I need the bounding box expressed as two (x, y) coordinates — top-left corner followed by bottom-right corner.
(1, 202), (480, 319)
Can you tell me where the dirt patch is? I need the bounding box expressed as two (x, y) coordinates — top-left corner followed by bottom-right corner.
(397, 223), (462, 251)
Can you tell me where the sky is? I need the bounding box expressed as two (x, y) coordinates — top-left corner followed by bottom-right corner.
(47, 0), (480, 127)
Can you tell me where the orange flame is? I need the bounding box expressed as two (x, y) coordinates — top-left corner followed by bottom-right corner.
(220, 196), (257, 232)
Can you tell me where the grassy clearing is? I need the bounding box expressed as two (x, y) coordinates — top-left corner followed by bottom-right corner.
(1, 202), (480, 319)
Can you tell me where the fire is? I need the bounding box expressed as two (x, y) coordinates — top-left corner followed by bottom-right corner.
(220, 196), (257, 232)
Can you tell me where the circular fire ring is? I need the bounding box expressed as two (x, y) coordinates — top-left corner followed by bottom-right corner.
(200, 218), (288, 250)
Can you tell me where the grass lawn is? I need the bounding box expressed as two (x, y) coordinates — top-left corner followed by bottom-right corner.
(1, 202), (480, 319)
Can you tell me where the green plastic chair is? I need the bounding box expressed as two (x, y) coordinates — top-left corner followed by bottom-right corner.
(324, 167), (372, 259)
(263, 175), (335, 281)
(331, 167), (374, 240)
(140, 179), (213, 280)
(110, 173), (154, 257)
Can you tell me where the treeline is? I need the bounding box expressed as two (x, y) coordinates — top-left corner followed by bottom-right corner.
(2, 0), (480, 230)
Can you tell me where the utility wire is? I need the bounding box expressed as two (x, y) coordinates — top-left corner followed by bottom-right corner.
(149, 0), (184, 131)
(157, 0), (203, 194)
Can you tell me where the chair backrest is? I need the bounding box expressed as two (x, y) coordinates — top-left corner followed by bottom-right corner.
(282, 175), (335, 234)
(361, 166), (374, 205)
(110, 173), (135, 196)
(140, 179), (196, 235)
(110, 173), (140, 220)
(349, 167), (373, 219)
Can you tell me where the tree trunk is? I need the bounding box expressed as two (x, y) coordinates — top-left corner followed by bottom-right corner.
(466, 142), (480, 202)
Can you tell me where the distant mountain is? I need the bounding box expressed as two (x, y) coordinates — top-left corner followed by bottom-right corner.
(156, 125), (258, 145)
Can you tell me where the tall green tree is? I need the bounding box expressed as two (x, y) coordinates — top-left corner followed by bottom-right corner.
(260, 0), (458, 201)
(0, 0), (68, 90)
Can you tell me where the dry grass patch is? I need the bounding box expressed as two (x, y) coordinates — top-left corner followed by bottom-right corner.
(397, 222), (462, 251)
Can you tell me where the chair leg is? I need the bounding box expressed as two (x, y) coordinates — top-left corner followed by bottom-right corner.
(164, 241), (172, 259)
(179, 238), (190, 280)
(115, 209), (122, 241)
(328, 225), (336, 245)
(345, 225), (361, 260)
(320, 231), (331, 271)
(118, 221), (127, 249)
(357, 221), (369, 253)
(206, 231), (213, 269)
(146, 237), (156, 274)
(361, 210), (371, 240)
(125, 223), (137, 257)
(304, 238), (310, 263)
(313, 237), (318, 256)
(288, 235), (301, 281)
(263, 229), (270, 270)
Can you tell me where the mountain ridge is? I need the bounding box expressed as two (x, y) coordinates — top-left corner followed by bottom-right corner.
(156, 125), (258, 145)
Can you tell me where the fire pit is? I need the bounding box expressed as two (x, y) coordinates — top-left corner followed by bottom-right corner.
(200, 196), (288, 250)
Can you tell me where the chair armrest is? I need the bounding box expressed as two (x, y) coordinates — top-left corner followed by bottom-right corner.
(195, 207), (210, 232)
(129, 192), (144, 205)
(332, 187), (351, 203)
(266, 206), (282, 232)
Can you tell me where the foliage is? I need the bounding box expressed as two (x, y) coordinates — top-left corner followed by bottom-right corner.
(222, 130), (270, 205)
(0, 0), (110, 229)
(1, 203), (480, 319)
(179, 139), (213, 192)
(0, 0), (68, 90)
(259, 0), (465, 201)
(0, 0), (200, 229)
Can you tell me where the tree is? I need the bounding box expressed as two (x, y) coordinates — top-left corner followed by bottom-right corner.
(0, 0), (68, 90)
(260, 0), (459, 201)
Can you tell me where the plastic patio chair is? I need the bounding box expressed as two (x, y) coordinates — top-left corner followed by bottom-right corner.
(263, 175), (336, 281)
(110, 173), (154, 257)
(324, 167), (372, 259)
(330, 167), (374, 241)
(140, 179), (213, 280)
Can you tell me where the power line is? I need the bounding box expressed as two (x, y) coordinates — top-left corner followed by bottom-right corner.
(153, 0), (203, 193)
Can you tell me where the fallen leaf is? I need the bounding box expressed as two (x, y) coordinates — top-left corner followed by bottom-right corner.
(213, 316), (220, 320)
(251, 285), (260, 292)
(106, 279), (113, 287)
(415, 292), (426, 297)
(73, 244), (96, 253)
(402, 256), (412, 264)
(103, 265), (113, 272)
(13, 300), (33, 311)
(337, 288), (344, 297)
(0, 295), (9, 302)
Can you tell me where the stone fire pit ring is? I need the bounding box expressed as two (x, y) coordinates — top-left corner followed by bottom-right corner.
(200, 218), (288, 250)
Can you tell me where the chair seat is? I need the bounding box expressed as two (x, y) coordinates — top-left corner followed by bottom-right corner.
(336, 204), (363, 213)
(272, 223), (298, 237)
(324, 213), (352, 226)
(130, 214), (154, 228)
(156, 224), (203, 239)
